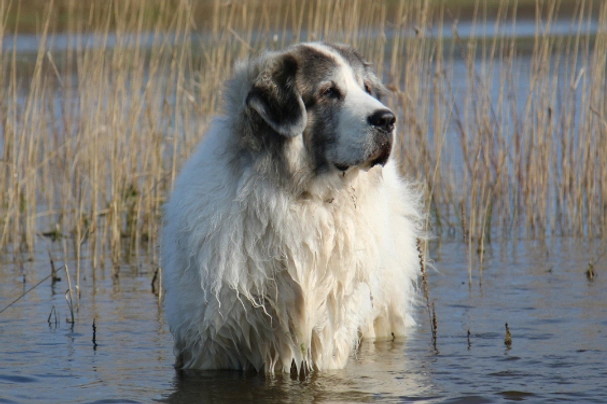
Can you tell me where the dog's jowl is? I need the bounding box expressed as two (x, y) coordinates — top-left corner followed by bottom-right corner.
(161, 42), (424, 373)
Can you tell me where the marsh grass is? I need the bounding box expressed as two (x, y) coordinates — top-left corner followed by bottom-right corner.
(504, 322), (512, 348)
(1, 0), (606, 283)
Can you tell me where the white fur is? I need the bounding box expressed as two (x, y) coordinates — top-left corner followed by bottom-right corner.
(162, 44), (424, 373)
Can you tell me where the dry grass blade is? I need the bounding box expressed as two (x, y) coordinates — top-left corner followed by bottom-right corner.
(0, 0), (605, 275)
(0, 265), (65, 315)
(504, 322), (512, 348)
(431, 302), (439, 354)
(64, 264), (75, 324)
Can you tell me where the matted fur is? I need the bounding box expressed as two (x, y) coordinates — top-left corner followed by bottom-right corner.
(161, 42), (424, 373)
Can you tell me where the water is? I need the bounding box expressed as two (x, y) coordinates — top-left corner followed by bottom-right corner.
(2, 7), (606, 402)
(1, 237), (606, 403)
(2, 13), (602, 54)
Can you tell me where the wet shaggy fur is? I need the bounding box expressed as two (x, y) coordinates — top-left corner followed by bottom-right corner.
(161, 42), (424, 373)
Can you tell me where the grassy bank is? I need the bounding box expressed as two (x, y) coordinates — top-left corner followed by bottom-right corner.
(1, 0), (606, 273)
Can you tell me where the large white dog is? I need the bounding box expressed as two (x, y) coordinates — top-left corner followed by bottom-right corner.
(162, 42), (424, 373)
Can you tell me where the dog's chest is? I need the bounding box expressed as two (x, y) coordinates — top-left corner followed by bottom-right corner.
(282, 189), (380, 281)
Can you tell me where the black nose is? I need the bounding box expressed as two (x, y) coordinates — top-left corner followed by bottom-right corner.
(367, 109), (396, 132)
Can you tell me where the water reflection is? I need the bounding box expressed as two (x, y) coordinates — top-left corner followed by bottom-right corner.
(164, 338), (435, 403)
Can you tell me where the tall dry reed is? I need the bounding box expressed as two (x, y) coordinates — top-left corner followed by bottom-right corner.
(1, 0), (605, 279)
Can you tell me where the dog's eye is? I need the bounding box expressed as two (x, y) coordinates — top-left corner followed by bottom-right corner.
(321, 86), (340, 99)
(364, 82), (373, 95)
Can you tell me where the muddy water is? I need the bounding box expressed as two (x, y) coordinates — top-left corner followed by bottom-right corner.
(1, 237), (606, 403)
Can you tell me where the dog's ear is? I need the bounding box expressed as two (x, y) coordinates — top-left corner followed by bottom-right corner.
(246, 54), (306, 138)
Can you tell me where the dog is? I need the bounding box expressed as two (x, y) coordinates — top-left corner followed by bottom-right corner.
(161, 42), (424, 373)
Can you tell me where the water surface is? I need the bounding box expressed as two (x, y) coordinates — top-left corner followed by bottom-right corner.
(1, 237), (605, 403)
(1, 8), (606, 403)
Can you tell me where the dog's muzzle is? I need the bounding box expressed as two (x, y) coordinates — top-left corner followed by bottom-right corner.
(334, 109), (396, 172)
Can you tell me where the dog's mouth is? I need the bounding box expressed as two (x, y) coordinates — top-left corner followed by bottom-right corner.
(334, 131), (393, 173)
(367, 140), (392, 168)
(334, 142), (392, 173)
(335, 163), (350, 172)
(334, 150), (391, 173)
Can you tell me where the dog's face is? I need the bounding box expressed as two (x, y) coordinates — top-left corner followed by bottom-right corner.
(245, 42), (395, 175)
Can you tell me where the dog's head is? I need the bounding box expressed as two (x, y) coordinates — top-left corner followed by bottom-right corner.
(235, 42), (395, 177)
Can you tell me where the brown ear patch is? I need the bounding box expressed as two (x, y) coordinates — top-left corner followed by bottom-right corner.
(246, 54), (307, 138)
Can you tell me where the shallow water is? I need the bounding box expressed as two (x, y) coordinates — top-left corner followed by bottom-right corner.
(2, 8), (606, 401)
(1, 237), (606, 403)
